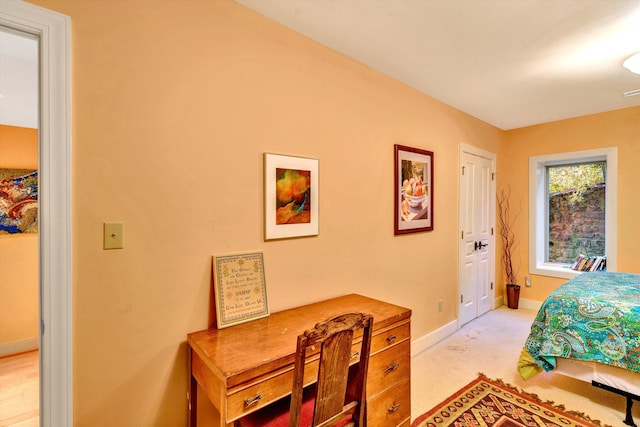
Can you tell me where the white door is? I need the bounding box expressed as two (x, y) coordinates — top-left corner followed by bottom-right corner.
(459, 148), (495, 326)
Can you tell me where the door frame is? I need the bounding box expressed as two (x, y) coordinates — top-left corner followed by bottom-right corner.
(0, 1), (72, 426)
(458, 143), (496, 327)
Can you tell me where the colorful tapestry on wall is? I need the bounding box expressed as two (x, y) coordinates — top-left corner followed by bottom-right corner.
(0, 169), (38, 234)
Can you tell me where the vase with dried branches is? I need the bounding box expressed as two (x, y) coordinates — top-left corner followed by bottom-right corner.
(497, 186), (520, 308)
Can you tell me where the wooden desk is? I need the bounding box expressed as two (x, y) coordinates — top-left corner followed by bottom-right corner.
(187, 294), (411, 426)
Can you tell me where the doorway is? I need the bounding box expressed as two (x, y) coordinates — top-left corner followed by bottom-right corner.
(0, 1), (72, 426)
(458, 144), (496, 327)
(0, 27), (39, 426)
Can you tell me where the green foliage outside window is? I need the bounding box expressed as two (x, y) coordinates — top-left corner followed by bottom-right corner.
(547, 162), (605, 204)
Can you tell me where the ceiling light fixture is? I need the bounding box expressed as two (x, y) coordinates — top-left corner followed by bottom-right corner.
(623, 52), (640, 74)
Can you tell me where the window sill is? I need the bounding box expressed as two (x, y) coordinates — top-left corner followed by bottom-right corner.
(530, 263), (582, 280)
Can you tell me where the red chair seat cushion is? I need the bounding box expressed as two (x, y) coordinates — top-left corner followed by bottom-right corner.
(238, 391), (352, 427)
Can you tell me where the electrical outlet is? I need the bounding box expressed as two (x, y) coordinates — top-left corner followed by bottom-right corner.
(438, 300), (444, 312)
(525, 276), (531, 287)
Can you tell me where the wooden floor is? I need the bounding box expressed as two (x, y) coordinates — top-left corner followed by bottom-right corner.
(0, 350), (39, 427)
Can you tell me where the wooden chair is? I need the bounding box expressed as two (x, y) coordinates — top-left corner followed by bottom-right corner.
(238, 312), (373, 427)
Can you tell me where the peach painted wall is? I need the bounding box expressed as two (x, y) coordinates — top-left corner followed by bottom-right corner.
(26, 1), (504, 425)
(20, 0), (640, 425)
(500, 106), (640, 301)
(0, 125), (38, 353)
(0, 125), (38, 169)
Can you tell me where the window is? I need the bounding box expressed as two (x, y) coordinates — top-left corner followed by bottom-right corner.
(547, 162), (606, 263)
(529, 148), (617, 279)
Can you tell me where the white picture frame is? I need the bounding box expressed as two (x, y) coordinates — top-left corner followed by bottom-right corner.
(264, 153), (319, 240)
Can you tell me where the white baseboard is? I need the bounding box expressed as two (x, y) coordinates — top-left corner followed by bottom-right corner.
(0, 338), (38, 357)
(411, 299), (543, 358)
(502, 295), (542, 312)
(411, 319), (457, 357)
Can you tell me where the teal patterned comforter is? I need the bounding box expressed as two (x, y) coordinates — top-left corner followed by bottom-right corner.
(524, 272), (640, 374)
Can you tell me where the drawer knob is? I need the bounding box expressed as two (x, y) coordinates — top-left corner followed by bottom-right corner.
(386, 334), (397, 344)
(388, 403), (400, 413)
(351, 351), (361, 359)
(384, 362), (399, 374)
(244, 393), (262, 407)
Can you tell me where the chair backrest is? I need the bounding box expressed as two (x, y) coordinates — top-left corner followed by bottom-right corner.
(289, 312), (373, 427)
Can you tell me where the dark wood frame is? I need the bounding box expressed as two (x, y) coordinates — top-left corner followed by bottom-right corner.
(394, 144), (434, 235)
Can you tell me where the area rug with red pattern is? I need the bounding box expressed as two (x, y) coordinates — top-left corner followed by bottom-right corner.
(411, 374), (610, 427)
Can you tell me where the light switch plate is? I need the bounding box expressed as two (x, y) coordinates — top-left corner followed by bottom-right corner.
(104, 222), (124, 249)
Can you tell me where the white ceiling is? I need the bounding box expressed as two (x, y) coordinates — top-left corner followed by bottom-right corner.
(236, 0), (640, 130)
(0, 29), (38, 129)
(2, 2), (640, 131)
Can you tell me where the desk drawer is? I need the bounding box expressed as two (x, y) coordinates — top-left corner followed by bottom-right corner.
(371, 322), (410, 354)
(366, 340), (410, 397)
(367, 378), (410, 426)
(227, 340), (408, 421)
(228, 367), (301, 421)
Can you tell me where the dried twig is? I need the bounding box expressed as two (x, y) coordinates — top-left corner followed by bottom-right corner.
(497, 186), (519, 284)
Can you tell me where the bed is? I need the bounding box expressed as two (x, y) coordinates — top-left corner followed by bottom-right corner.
(517, 272), (640, 426)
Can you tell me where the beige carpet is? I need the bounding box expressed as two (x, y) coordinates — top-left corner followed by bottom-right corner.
(411, 306), (639, 426)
